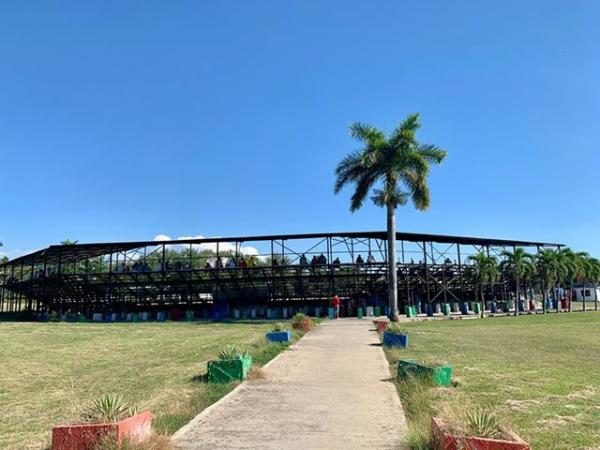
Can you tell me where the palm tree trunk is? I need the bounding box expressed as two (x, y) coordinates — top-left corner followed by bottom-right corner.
(541, 279), (547, 314)
(387, 203), (399, 321)
(569, 279), (573, 312)
(514, 273), (520, 317)
(480, 284), (485, 318)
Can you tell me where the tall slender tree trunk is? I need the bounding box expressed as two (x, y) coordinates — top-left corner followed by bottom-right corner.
(569, 279), (573, 312)
(514, 272), (520, 316)
(480, 284), (485, 318)
(541, 278), (547, 314)
(387, 203), (399, 321)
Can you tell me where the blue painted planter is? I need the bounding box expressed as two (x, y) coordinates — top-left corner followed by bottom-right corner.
(426, 304), (434, 317)
(552, 299), (558, 309)
(460, 303), (469, 315)
(266, 330), (292, 343)
(383, 332), (409, 348)
(518, 301), (525, 312)
(490, 302), (497, 313)
(421, 303), (427, 314)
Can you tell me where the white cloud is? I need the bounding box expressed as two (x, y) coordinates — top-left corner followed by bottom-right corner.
(153, 234), (259, 256)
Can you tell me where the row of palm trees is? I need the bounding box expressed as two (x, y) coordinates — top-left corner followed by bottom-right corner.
(467, 247), (600, 314)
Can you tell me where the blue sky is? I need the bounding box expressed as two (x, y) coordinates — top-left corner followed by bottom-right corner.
(1, 1), (599, 259)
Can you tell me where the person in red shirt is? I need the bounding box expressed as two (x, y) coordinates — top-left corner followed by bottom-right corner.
(332, 294), (340, 319)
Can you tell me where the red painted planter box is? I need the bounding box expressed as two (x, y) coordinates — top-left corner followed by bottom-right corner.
(432, 417), (530, 450)
(373, 319), (389, 332)
(52, 411), (153, 450)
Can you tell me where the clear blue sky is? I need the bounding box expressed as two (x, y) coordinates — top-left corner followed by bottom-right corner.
(1, 1), (599, 259)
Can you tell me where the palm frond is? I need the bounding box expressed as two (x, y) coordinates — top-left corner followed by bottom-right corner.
(371, 188), (408, 208)
(334, 151), (367, 193)
(349, 122), (385, 143)
(416, 144), (447, 164)
(350, 172), (378, 212)
(401, 171), (430, 210)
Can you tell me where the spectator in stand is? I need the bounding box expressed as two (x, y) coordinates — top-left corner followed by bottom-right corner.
(215, 257), (224, 269)
(272, 257), (279, 266)
(247, 255), (256, 267)
(332, 294), (340, 319)
(332, 257), (341, 268)
(356, 254), (364, 265)
(238, 256), (247, 268)
(367, 253), (376, 264)
(310, 255), (319, 266)
(226, 257), (237, 269)
(299, 253), (308, 266)
(204, 260), (212, 270)
(317, 253), (327, 265)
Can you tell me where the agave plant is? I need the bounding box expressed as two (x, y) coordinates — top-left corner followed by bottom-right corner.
(218, 345), (250, 360)
(271, 322), (286, 332)
(86, 393), (138, 423)
(466, 409), (502, 439)
(386, 323), (408, 335)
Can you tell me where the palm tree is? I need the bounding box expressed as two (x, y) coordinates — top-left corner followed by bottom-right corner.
(467, 252), (500, 316)
(570, 251), (590, 311)
(556, 248), (580, 312)
(334, 114), (446, 321)
(535, 249), (569, 313)
(500, 248), (533, 316)
(0, 242), (6, 265)
(580, 256), (600, 311)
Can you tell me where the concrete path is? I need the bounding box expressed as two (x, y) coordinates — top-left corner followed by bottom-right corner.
(173, 319), (407, 450)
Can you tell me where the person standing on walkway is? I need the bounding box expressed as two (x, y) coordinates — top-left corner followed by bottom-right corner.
(332, 294), (340, 319)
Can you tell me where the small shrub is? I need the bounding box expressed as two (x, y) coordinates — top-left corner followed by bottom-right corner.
(386, 323), (408, 335)
(271, 322), (286, 332)
(48, 311), (60, 322)
(84, 394), (139, 423)
(218, 345), (250, 360)
(291, 312), (313, 331)
(466, 409), (503, 439)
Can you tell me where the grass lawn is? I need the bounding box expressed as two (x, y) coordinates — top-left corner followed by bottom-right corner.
(385, 312), (600, 450)
(0, 320), (302, 450)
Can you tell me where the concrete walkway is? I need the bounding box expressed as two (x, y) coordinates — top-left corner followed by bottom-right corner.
(173, 319), (407, 450)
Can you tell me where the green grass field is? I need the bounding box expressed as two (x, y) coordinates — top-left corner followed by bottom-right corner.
(0, 320), (300, 450)
(385, 312), (600, 450)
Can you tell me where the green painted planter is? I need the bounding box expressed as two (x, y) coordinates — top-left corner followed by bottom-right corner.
(442, 303), (451, 316)
(474, 302), (482, 315)
(374, 306), (381, 316)
(208, 355), (253, 383)
(357, 307), (363, 319)
(502, 302), (510, 313)
(397, 359), (453, 387)
(406, 305), (417, 318)
(185, 311), (194, 322)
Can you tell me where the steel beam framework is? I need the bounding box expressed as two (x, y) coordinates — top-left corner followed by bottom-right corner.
(0, 231), (561, 315)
